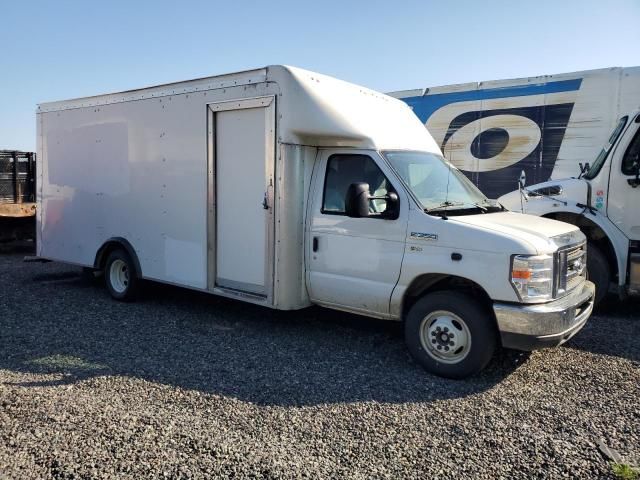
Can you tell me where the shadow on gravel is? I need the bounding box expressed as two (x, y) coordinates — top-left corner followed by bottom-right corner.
(0, 260), (530, 406)
(0, 240), (35, 255)
(564, 296), (640, 363)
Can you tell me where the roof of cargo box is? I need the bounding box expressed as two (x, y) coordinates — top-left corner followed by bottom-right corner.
(37, 67), (270, 111)
(37, 65), (439, 151)
(269, 66), (438, 150)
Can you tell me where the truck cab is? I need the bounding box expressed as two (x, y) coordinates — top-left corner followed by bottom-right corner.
(499, 110), (640, 304)
(305, 146), (595, 378)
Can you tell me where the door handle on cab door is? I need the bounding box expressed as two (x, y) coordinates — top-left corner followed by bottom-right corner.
(313, 236), (319, 252)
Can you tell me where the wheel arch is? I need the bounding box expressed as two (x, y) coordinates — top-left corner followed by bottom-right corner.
(541, 211), (619, 283)
(94, 237), (142, 277)
(401, 273), (495, 322)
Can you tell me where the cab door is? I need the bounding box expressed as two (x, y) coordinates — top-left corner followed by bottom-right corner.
(306, 149), (408, 317)
(607, 115), (640, 239)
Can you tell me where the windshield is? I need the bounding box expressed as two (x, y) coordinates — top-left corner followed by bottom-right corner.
(383, 150), (490, 212)
(584, 116), (628, 180)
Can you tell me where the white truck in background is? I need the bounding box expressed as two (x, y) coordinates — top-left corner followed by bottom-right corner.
(499, 111), (640, 305)
(37, 66), (594, 379)
(389, 66), (640, 200)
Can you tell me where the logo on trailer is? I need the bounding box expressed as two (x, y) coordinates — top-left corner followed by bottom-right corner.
(401, 79), (583, 198)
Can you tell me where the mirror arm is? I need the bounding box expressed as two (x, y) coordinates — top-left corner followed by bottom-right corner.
(369, 192), (400, 220)
(578, 162), (590, 179)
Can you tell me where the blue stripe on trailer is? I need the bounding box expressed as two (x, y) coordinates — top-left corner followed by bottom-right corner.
(402, 78), (583, 123)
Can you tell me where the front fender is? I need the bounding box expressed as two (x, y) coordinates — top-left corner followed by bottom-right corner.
(389, 244), (518, 319)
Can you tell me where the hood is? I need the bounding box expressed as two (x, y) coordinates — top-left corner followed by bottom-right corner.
(498, 178), (589, 213)
(451, 211), (581, 254)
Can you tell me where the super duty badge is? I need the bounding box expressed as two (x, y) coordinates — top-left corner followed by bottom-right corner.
(410, 232), (438, 241)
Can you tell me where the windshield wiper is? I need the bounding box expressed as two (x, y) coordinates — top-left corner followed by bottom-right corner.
(425, 201), (464, 212)
(426, 201), (489, 213)
(470, 202), (488, 212)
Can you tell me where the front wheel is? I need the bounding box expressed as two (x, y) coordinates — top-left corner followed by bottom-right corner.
(405, 291), (497, 379)
(105, 249), (140, 301)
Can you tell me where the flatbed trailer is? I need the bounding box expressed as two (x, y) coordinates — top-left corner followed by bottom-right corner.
(0, 150), (36, 241)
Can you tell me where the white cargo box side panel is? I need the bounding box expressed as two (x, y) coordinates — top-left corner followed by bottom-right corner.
(38, 95), (209, 288)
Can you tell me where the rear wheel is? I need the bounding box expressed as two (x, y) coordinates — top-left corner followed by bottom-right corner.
(586, 242), (610, 306)
(405, 291), (497, 379)
(105, 249), (140, 301)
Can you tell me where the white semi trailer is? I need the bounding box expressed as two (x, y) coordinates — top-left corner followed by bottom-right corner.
(390, 66), (640, 200)
(37, 66), (594, 378)
(500, 110), (640, 305)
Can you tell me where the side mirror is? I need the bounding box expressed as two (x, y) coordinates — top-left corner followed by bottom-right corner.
(578, 162), (590, 179)
(345, 182), (370, 218)
(518, 170), (526, 188)
(345, 183), (400, 219)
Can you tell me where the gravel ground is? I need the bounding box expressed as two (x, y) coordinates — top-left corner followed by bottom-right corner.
(0, 246), (638, 479)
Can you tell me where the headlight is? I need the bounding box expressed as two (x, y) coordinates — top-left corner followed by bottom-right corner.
(511, 254), (554, 302)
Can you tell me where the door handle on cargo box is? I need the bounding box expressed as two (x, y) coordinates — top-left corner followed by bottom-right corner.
(313, 236), (319, 252)
(262, 192), (269, 209)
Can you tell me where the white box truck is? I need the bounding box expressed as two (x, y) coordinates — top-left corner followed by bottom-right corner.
(37, 66), (594, 378)
(499, 110), (640, 305)
(389, 67), (640, 200)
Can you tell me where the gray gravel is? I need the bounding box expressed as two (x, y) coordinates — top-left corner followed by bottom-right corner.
(0, 247), (638, 479)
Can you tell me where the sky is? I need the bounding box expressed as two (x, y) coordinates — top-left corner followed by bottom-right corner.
(1, 0), (639, 152)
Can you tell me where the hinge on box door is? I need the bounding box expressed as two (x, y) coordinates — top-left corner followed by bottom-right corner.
(263, 178), (273, 210)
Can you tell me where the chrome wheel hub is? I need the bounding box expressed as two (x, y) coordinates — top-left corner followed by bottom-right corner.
(109, 259), (129, 294)
(420, 310), (471, 364)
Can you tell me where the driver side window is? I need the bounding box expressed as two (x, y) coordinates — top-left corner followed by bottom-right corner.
(322, 154), (391, 215)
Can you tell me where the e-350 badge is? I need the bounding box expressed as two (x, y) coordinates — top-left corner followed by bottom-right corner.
(410, 232), (438, 241)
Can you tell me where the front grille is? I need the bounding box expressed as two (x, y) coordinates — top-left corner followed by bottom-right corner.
(555, 242), (587, 297)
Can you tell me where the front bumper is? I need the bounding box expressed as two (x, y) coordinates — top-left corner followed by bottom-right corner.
(493, 281), (595, 351)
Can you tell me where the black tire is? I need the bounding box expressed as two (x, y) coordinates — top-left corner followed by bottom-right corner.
(104, 249), (140, 301)
(404, 291), (498, 379)
(587, 242), (610, 306)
